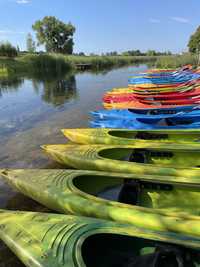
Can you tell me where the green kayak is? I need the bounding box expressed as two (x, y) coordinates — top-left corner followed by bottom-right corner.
(62, 128), (200, 145)
(2, 169), (200, 236)
(42, 144), (200, 175)
(1, 210), (200, 267)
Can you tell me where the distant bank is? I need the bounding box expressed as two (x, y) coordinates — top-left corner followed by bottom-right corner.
(0, 53), (198, 78)
(0, 53), (156, 77)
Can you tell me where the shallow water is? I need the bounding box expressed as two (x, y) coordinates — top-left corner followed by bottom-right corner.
(0, 64), (148, 266)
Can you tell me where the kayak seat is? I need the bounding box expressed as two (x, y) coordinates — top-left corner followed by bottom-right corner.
(126, 244), (198, 267)
(129, 149), (151, 163)
(129, 149), (174, 163)
(166, 118), (193, 126)
(118, 179), (140, 205)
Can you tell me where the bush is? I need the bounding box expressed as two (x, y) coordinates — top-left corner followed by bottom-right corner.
(21, 53), (72, 74)
(0, 42), (18, 58)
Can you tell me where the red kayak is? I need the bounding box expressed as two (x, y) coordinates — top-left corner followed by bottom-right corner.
(140, 96), (200, 105)
(104, 91), (200, 105)
(103, 95), (200, 105)
(103, 87), (200, 103)
(135, 87), (200, 100)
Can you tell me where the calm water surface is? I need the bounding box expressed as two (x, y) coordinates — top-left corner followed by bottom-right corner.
(0, 65), (148, 266)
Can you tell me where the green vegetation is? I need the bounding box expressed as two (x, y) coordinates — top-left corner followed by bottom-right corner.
(0, 42), (18, 58)
(22, 53), (71, 75)
(0, 54), (71, 76)
(156, 53), (198, 68)
(0, 67), (8, 77)
(32, 16), (76, 54)
(0, 53), (157, 77)
(188, 26), (200, 53)
(121, 50), (172, 56)
(67, 55), (156, 69)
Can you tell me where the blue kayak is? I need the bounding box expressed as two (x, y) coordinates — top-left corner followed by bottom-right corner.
(92, 105), (197, 118)
(91, 106), (200, 124)
(128, 73), (200, 85)
(90, 118), (200, 130)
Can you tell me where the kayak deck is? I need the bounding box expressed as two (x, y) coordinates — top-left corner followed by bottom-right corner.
(62, 128), (200, 145)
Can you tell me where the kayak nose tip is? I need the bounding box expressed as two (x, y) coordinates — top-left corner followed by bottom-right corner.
(61, 129), (69, 133)
(61, 129), (76, 137)
(0, 169), (9, 177)
(41, 145), (47, 150)
(61, 129), (65, 134)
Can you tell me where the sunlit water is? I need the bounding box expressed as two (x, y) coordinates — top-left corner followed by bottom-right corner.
(0, 65), (148, 266)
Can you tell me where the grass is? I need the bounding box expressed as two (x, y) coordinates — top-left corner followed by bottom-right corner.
(155, 53), (198, 68)
(66, 55), (157, 69)
(0, 53), (157, 77)
(0, 67), (8, 77)
(0, 54), (72, 77)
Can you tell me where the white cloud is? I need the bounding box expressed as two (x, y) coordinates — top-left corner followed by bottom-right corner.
(149, 18), (160, 24)
(16, 0), (30, 4)
(170, 17), (189, 23)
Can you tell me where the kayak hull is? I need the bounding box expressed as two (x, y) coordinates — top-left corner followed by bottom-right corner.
(103, 100), (195, 110)
(62, 128), (200, 145)
(91, 108), (200, 122)
(42, 144), (200, 178)
(2, 169), (200, 234)
(90, 118), (200, 129)
(1, 209), (200, 267)
(104, 88), (200, 103)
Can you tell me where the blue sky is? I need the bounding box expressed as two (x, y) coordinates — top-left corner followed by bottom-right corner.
(0, 0), (199, 54)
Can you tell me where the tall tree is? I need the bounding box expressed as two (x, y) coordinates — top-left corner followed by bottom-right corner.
(26, 33), (36, 53)
(188, 26), (200, 53)
(32, 16), (75, 54)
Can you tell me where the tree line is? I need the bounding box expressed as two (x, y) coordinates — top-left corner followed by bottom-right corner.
(0, 15), (200, 57)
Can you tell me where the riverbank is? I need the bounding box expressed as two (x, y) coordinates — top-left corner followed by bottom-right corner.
(155, 54), (198, 68)
(0, 53), (157, 77)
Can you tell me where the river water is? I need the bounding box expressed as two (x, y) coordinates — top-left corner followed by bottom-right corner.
(0, 64), (148, 266)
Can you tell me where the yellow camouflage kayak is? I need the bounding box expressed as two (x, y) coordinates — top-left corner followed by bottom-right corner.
(2, 169), (200, 234)
(62, 128), (200, 145)
(1, 210), (200, 267)
(42, 144), (200, 178)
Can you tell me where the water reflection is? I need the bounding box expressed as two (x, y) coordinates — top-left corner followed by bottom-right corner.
(34, 75), (77, 106)
(0, 76), (24, 97)
(0, 72), (78, 144)
(0, 72), (77, 107)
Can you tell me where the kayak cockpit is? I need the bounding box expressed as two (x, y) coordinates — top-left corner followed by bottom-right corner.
(81, 233), (200, 267)
(108, 130), (200, 142)
(73, 174), (200, 215)
(108, 130), (169, 140)
(98, 147), (200, 167)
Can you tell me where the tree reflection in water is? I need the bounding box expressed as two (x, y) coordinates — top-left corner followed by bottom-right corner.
(40, 74), (77, 106)
(0, 77), (24, 97)
(0, 72), (77, 106)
